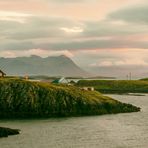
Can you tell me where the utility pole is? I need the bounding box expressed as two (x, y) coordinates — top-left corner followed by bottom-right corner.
(129, 72), (132, 80)
(126, 73), (132, 80)
(126, 74), (129, 80)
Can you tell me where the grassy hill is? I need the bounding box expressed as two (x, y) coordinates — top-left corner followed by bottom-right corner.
(0, 78), (140, 118)
(140, 78), (148, 81)
(77, 80), (148, 94)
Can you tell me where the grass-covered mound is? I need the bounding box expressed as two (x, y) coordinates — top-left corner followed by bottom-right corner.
(0, 127), (20, 137)
(77, 80), (148, 94)
(0, 78), (140, 118)
(140, 78), (148, 81)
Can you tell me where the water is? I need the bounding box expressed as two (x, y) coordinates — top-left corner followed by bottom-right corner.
(0, 94), (148, 148)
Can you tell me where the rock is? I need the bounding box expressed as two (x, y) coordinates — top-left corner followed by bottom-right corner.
(0, 127), (20, 138)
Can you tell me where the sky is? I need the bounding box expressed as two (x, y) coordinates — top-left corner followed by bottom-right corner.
(0, 0), (148, 78)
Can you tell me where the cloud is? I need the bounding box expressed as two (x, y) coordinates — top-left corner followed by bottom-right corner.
(60, 27), (83, 33)
(0, 16), (83, 40)
(81, 20), (147, 38)
(1, 33), (148, 51)
(0, 2), (146, 45)
(48, 0), (88, 3)
(71, 48), (148, 78)
(94, 59), (148, 67)
(1, 14), (148, 52)
(108, 5), (148, 24)
(0, 0), (148, 78)
(72, 48), (148, 66)
(0, 11), (32, 23)
(0, 48), (74, 58)
(0, 2), (148, 53)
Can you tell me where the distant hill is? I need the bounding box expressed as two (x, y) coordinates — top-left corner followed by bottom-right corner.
(86, 76), (116, 79)
(77, 80), (148, 94)
(139, 78), (148, 81)
(0, 55), (89, 77)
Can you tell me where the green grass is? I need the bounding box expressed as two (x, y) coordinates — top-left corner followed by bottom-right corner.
(0, 78), (140, 118)
(76, 80), (148, 94)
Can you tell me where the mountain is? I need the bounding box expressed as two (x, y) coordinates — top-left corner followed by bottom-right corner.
(0, 55), (89, 77)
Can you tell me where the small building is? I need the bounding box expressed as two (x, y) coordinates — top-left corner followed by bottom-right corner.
(52, 77), (69, 84)
(0, 69), (6, 78)
(80, 87), (94, 91)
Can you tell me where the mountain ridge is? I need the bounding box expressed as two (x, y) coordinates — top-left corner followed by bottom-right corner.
(0, 55), (90, 77)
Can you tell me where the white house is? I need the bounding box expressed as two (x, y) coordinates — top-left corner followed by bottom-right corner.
(52, 77), (69, 84)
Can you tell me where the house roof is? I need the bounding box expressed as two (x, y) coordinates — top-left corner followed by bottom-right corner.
(52, 77), (68, 84)
(0, 70), (6, 75)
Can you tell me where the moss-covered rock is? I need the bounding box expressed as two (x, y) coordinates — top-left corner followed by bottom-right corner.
(0, 78), (140, 118)
(0, 127), (20, 137)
